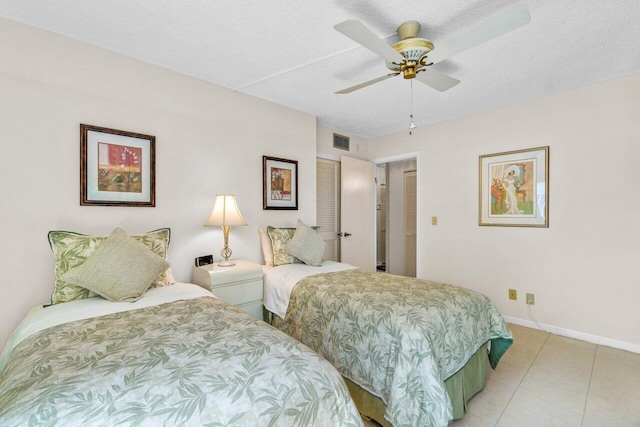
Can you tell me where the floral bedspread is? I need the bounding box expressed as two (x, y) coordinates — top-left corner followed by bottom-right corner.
(0, 296), (363, 427)
(272, 269), (513, 427)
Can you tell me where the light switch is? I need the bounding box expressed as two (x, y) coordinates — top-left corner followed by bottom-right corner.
(432, 216), (438, 226)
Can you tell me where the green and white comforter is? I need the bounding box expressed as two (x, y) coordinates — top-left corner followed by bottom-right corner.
(267, 264), (513, 427)
(0, 283), (363, 427)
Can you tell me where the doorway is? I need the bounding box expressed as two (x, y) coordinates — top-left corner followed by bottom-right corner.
(317, 153), (420, 277)
(375, 158), (417, 277)
(316, 155), (376, 270)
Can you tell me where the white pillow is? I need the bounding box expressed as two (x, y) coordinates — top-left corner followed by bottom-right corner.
(258, 227), (274, 267)
(284, 220), (325, 267)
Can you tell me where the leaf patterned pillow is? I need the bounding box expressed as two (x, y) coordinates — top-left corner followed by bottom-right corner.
(267, 225), (319, 267)
(48, 228), (171, 305)
(60, 228), (170, 302)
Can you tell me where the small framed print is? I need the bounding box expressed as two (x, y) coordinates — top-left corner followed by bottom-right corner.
(80, 124), (155, 207)
(263, 156), (298, 210)
(479, 146), (549, 227)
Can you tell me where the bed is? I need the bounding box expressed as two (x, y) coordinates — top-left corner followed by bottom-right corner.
(264, 262), (513, 427)
(0, 227), (364, 426)
(0, 283), (364, 426)
(260, 223), (513, 427)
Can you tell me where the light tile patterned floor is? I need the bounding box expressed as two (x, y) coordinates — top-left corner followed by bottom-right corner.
(451, 324), (640, 426)
(362, 324), (640, 426)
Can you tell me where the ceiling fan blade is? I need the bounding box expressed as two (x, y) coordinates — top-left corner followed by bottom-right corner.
(427, 4), (531, 64)
(335, 73), (399, 94)
(415, 68), (460, 92)
(334, 20), (405, 63)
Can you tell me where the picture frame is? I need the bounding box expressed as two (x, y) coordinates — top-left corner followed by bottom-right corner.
(263, 156), (298, 210)
(80, 124), (156, 207)
(479, 146), (549, 227)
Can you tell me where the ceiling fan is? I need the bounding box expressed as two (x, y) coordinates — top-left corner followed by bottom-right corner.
(334, 4), (531, 94)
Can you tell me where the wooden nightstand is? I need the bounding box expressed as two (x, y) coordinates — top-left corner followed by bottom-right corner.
(192, 260), (264, 320)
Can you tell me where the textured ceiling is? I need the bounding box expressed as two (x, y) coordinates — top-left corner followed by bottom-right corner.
(1, 0), (639, 138)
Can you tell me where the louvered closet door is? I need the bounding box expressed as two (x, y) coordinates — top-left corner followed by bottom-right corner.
(316, 158), (340, 261)
(404, 170), (417, 277)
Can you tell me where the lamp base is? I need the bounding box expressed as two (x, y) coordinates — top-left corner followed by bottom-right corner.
(218, 242), (235, 267)
(217, 259), (236, 267)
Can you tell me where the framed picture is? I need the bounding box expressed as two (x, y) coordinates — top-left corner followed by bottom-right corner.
(479, 146), (549, 227)
(263, 156), (298, 210)
(80, 124), (155, 207)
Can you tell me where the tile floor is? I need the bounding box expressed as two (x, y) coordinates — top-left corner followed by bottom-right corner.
(451, 324), (640, 426)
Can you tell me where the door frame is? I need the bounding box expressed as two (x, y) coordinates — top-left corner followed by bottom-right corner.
(370, 152), (421, 278)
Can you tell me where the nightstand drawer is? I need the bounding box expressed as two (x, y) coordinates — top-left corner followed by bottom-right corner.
(211, 279), (262, 306)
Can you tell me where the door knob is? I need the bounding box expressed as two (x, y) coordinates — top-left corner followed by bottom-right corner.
(337, 232), (352, 237)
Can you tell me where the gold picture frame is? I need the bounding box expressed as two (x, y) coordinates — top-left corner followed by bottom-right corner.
(479, 146), (549, 227)
(80, 124), (156, 207)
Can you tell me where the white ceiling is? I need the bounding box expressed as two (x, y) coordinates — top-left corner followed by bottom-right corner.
(1, 1), (639, 139)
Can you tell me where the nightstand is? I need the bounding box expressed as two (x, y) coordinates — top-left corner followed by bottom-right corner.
(192, 260), (264, 320)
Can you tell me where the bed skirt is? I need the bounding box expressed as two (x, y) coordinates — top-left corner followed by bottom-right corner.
(345, 342), (489, 426)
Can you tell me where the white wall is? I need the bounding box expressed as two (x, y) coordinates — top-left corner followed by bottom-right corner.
(0, 18), (317, 350)
(368, 73), (640, 349)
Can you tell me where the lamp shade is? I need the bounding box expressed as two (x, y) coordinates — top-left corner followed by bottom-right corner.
(204, 194), (247, 227)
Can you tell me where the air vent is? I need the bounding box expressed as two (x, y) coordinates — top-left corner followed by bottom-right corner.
(333, 133), (350, 151)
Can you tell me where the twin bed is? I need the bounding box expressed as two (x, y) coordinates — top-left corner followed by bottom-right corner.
(0, 285), (362, 426)
(0, 224), (512, 427)
(260, 221), (512, 426)
(263, 261), (512, 427)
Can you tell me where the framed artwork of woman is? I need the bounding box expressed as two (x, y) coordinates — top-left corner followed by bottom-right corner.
(479, 146), (549, 227)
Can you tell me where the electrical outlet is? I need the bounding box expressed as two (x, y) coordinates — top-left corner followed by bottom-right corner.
(508, 289), (517, 300)
(526, 293), (535, 305)
(432, 216), (438, 226)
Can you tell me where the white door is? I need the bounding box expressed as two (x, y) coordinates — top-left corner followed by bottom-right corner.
(340, 156), (376, 271)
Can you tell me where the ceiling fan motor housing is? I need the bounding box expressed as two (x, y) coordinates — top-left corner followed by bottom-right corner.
(385, 21), (434, 79)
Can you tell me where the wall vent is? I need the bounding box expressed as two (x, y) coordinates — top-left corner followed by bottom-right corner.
(333, 133), (350, 151)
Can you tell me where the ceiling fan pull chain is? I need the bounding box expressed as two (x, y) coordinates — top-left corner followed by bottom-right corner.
(409, 80), (417, 135)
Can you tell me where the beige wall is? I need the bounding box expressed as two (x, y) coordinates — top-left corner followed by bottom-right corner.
(0, 18), (317, 350)
(368, 73), (640, 349)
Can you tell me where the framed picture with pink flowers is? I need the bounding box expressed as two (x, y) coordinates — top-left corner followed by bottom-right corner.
(80, 124), (155, 207)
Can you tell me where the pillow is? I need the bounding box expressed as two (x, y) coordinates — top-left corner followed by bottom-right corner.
(48, 227), (171, 304)
(267, 225), (320, 267)
(258, 227), (274, 267)
(60, 228), (170, 302)
(267, 226), (300, 266)
(285, 219), (326, 267)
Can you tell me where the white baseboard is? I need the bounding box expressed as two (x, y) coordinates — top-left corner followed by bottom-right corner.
(503, 315), (640, 355)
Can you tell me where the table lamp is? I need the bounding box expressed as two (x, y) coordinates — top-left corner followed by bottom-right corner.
(204, 194), (247, 267)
